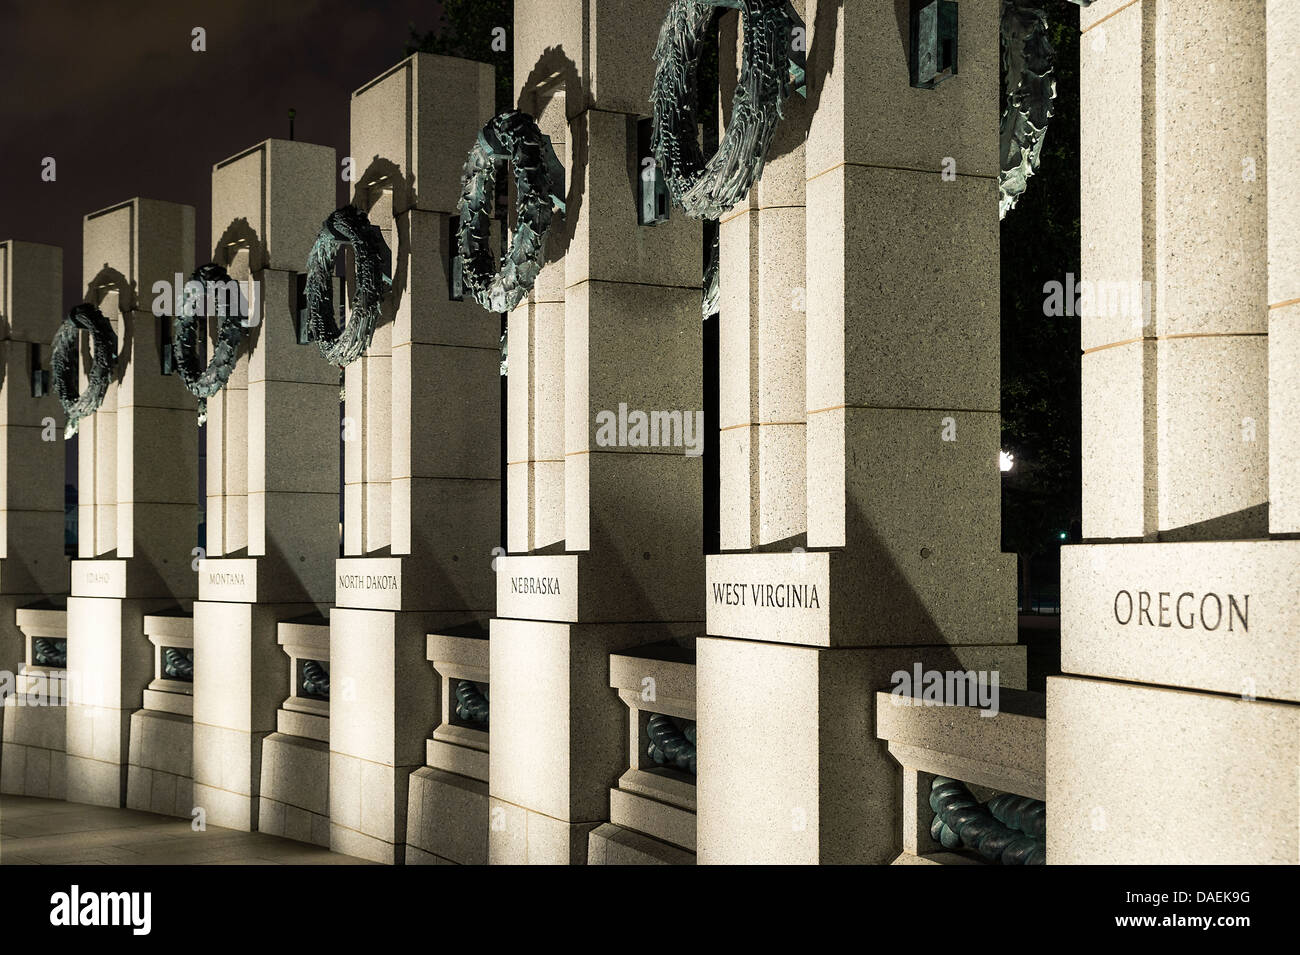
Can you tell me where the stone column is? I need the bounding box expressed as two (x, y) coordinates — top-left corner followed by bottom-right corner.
(65, 198), (198, 808)
(490, 0), (703, 864)
(1079, 1), (1268, 542)
(1269, 0), (1299, 535)
(699, 0), (1022, 864)
(718, 6), (809, 550)
(328, 52), (499, 864)
(0, 239), (68, 795)
(506, 87), (567, 555)
(1051, 0), (1299, 864)
(191, 138), (338, 831)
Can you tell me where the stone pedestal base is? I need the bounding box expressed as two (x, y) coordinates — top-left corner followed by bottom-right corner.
(125, 709), (193, 818)
(1052, 540), (1300, 863)
(330, 758), (413, 864)
(705, 549), (1018, 648)
(1048, 675), (1299, 864)
(192, 600), (298, 831)
(405, 766), (488, 865)
(487, 796), (599, 865)
(696, 639), (1025, 864)
(488, 618), (692, 864)
(329, 606), (446, 865)
(65, 596), (161, 807)
(588, 823), (695, 866)
(65, 721), (128, 808)
(193, 725), (268, 831)
(1, 700), (66, 798)
(1061, 541), (1300, 699)
(258, 732), (330, 847)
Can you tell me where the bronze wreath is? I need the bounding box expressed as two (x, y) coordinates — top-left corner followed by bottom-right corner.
(51, 303), (118, 438)
(457, 109), (565, 314)
(650, 0), (795, 221)
(304, 205), (393, 366)
(173, 262), (248, 422)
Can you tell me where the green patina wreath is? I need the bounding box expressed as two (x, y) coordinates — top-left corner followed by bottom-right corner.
(304, 205), (393, 367)
(650, 0), (796, 221)
(1000, 1), (1092, 218)
(173, 262), (248, 423)
(702, 227), (720, 319)
(457, 109), (565, 314)
(51, 303), (118, 439)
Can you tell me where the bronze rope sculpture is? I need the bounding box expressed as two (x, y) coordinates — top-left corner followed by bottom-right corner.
(163, 647), (194, 682)
(302, 660), (330, 700)
(647, 713), (697, 775)
(454, 680), (490, 726)
(929, 776), (1046, 864)
(51, 302), (118, 439)
(33, 637), (67, 669)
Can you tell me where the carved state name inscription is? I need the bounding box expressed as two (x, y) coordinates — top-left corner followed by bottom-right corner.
(337, 574), (399, 591)
(1113, 590), (1248, 632)
(711, 582), (821, 609)
(510, 576), (561, 595)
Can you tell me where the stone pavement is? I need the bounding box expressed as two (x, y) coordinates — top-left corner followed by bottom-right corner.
(0, 795), (374, 865)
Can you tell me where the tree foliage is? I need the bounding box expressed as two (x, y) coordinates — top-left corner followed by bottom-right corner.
(406, 0), (515, 114)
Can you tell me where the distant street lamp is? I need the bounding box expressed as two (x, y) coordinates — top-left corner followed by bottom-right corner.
(1000, 450), (1015, 472)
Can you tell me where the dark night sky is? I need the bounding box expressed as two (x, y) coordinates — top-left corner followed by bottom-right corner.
(0, 0), (445, 310)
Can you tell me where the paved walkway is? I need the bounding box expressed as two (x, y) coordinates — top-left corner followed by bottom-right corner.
(0, 795), (373, 865)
